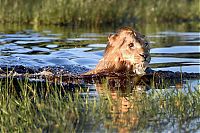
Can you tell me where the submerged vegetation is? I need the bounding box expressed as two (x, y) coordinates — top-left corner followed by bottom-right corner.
(0, 77), (200, 132)
(0, 0), (199, 26)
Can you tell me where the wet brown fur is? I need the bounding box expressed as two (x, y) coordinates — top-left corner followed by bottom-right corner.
(84, 27), (151, 75)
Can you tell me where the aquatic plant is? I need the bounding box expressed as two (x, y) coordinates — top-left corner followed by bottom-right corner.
(0, 0), (199, 26)
(0, 76), (199, 132)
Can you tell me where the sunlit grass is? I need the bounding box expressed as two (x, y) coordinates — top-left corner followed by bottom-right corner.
(0, 0), (199, 26)
(0, 76), (199, 132)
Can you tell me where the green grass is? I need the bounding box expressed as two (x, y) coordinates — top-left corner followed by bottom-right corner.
(0, 0), (199, 26)
(0, 76), (200, 132)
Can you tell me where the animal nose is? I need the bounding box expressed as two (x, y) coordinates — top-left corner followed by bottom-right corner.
(139, 53), (148, 59)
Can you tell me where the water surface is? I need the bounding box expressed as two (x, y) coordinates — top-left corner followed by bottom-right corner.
(0, 23), (199, 73)
(0, 23), (199, 132)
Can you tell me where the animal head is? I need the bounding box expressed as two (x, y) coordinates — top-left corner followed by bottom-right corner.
(85, 27), (151, 75)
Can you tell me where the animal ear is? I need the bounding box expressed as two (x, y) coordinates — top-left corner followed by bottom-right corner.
(108, 34), (113, 40)
(107, 34), (117, 46)
(108, 34), (114, 42)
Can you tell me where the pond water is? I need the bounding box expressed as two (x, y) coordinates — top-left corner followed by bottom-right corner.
(0, 23), (199, 73)
(0, 23), (200, 132)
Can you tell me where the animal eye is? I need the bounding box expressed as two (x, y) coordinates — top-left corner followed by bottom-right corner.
(128, 43), (134, 48)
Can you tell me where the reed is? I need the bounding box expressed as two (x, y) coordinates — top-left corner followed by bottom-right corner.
(0, 76), (199, 132)
(0, 0), (199, 26)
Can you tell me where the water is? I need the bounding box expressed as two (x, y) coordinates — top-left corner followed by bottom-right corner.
(0, 23), (199, 132)
(0, 23), (199, 73)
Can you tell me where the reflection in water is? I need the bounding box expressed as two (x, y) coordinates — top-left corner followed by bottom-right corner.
(84, 76), (200, 132)
(94, 77), (145, 132)
(90, 76), (151, 132)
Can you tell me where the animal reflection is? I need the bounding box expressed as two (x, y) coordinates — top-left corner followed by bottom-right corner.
(94, 76), (149, 132)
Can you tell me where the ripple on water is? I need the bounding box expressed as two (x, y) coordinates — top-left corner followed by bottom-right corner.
(0, 43), (22, 50)
(87, 44), (107, 48)
(50, 48), (102, 62)
(15, 40), (51, 45)
(147, 35), (167, 38)
(1, 34), (32, 38)
(8, 54), (78, 67)
(154, 65), (200, 73)
(44, 58), (78, 66)
(31, 46), (51, 53)
(71, 58), (99, 68)
(0, 29), (199, 74)
(2, 48), (32, 54)
(150, 57), (200, 64)
(67, 49), (102, 59)
(66, 38), (98, 41)
(151, 46), (200, 54)
(46, 44), (58, 48)
(0, 36), (59, 44)
(50, 50), (75, 58)
(67, 47), (92, 52)
(151, 56), (200, 73)
(180, 40), (200, 43)
(47, 33), (63, 37)
(80, 33), (107, 38)
(0, 43), (32, 54)
(90, 50), (104, 56)
(158, 31), (200, 37)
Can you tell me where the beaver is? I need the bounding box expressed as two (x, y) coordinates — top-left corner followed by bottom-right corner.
(84, 27), (151, 75)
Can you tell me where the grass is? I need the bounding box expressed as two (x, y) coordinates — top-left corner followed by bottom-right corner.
(0, 0), (199, 27)
(0, 76), (200, 132)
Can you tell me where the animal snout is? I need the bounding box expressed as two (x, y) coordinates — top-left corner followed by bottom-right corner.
(139, 53), (148, 60)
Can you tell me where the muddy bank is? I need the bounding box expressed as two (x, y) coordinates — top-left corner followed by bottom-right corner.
(0, 65), (199, 89)
(0, 65), (89, 76)
(1, 65), (199, 79)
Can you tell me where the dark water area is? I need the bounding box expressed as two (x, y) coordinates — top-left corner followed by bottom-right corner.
(0, 22), (200, 132)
